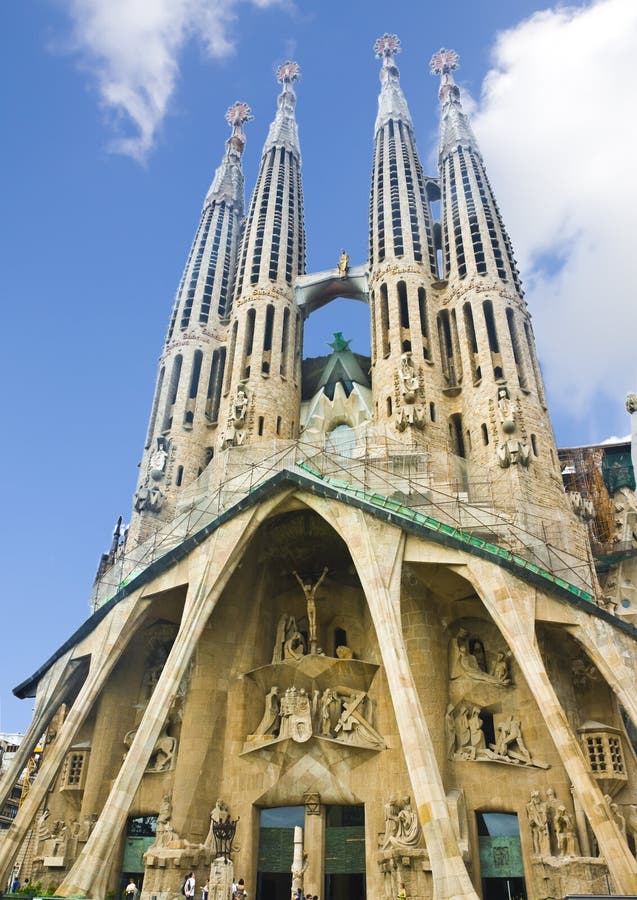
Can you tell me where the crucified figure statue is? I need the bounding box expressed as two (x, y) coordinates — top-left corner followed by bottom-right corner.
(293, 567), (328, 653)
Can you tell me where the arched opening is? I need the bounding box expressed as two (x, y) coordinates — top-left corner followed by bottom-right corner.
(303, 296), (370, 360)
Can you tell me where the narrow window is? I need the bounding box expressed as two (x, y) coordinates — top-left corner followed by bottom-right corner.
(258, 415), (264, 436)
(188, 350), (203, 399)
(465, 429), (472, 452)
(386, 396), (393, 417)
(531, 434), (538, 456)
(380, 283), (390, 357)
(145, 365), (165, 449)
(524, 320), (546, 405)
(370, 290), (377, 361)
(398, 281), (409, 329)
(262, 304), (275, 374)
(506, 307), (527, 389)
(243, 308), (256, 378)
(334, 627), (347, 655)
(161, 354), (182, 431)
(481, 423), (489, 445)
(225, 320), (238, 395)
(417, 287), (430, 360)
(449, 413), (466, 458)
(175, 465), (184, 487)
(463, 302), (480, 384)
(276, 416), (281, 436)
(280, 308), (290, 376)
(483, 300), (500, 353)
(205, 347), (226, 424)
(429, 402), (436, 422)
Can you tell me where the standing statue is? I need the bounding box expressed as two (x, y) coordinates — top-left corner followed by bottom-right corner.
(526, 791), (551, 857)
(379, 797), (423, 849)
(272, 614), (298, 663)
(225, 384), (249, 447)
(554, 804), (577, 857)
(497, 386), (515, 434)
(293, 567), (328, 653)
(337, 249), (350, 278)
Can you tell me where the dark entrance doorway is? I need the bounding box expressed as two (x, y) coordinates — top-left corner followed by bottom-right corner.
(257, 806), (304, 900)
(324, 873), (366, 900)
(120, 815), (157, 897)
(324, 805), (365, 900)
(477, 812), (527, 900)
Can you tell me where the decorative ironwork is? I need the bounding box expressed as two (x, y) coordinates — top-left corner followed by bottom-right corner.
(374, 33), (401, 59)
(430, 48), (460, 76)
(225, 102), (253, 127)
(277, 61), (300, 84)
(212, 815), (239, 860)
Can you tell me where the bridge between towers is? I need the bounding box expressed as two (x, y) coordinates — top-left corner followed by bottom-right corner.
(294, 264), (369, 317)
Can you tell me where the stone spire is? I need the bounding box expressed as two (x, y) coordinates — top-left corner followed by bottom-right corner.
(369, 35), (437, 272)
(128, 103), (252, 545)
(431, 49), (479, 161)
(219, 62), (306, 448)
(204, 101), (252, 208)
(430, 49), (522, 293)
(374, 33), (413, 132)
(263, 61), (301, 160)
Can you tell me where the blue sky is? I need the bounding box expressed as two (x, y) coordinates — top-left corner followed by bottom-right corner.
(1, 0), (636, 733)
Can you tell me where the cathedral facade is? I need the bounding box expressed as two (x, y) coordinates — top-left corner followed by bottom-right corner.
(1, 36), (637, 900)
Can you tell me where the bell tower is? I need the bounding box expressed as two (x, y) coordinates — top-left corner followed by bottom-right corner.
(368, 35), (442, 443)
(128, 102), (251, 544)
(218, 62), (306, 448)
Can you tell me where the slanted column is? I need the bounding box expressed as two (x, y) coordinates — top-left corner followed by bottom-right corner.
(302, 496), (478, 900)
(0, 599), (151, 886)
(57, 501), (276, 899)
(0, 654), (73, 818)
(468, 561), (637, 893)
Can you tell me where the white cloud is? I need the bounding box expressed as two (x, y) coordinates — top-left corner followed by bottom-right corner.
(64, 0), (283, 160)
(472, 0), (637, 421)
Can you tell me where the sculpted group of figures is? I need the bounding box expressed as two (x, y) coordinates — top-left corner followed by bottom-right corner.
(146, 796), (236, 858)
(526, 789), (578, 858)
(445, 705), (547, 769)
(250, 684), (384, 749)
(447, 628), (548, 768)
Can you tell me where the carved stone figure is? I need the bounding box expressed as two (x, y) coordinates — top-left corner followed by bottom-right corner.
(337, 249), (350, 277)
(457, 644), (510, 685)
(320, 688), (341, 736)
(279, 687), (313, 742)
(493, 716), (531, 763)
(272, 614), (298, 663)
(253, 686), (280, 736)
(555, 804), (577, 856)
(334, 689), (384, 749)
(497, 386), (515, 434)
(626, 392), (637, 414)
(293, 566), (328, 652)
(445, 703), (456, 758)
(225, 384), (249, 446)
(396, 353), (425, 431)
(283, 630), (306, 660)
(497, 438), (531, 468)
(380, 797), (423, 849)
(468, 705), (487, 757)
(149, 437), (169, 480)
(527, 791), (551, 857)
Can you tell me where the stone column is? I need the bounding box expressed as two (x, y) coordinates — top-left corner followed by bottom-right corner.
(56, 500), (275, 899)
(571, 785), (591, 857)
(468, 561), (637, 893)
(303, 796), (324, 897)
(0, 652), (73, 817)
(301, 495), (479, 900)
(0, 597), (150, 887)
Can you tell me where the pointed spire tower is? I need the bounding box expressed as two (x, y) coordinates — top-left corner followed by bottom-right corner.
(430, 50), (568, 514)
(129, 102), (252, 544)
(368, 35), (441, 441)
(219, 62), (305, 446)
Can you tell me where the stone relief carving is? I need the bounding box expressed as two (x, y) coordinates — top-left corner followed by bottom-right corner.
(124, 711), (178, 772)
(149, 436), (169, 481)
(293, 567), (328, 653)
(626, 393), (637, 414)
(248, 685), (384, 749)
(395, 352), (425, 431)
(446, 706), (548, 769)
(448, 628), (511, 685)
(224, 383), (249, 447)
(494, 384), (530, 468)
(526, 789), (580, 858)
(379, 797), (423, 850)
